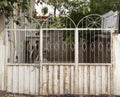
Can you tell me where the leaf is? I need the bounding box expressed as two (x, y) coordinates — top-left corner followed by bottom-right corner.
(36, 25), (41, 29)
(13, 20), (21, 25)
(3, 0), (8, 7)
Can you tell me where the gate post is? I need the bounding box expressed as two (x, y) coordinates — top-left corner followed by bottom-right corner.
(4, 29), (8, 91)
(39, 28), (43, 95)
(111, 29), (115, 95)
(75, 28), (79, 94)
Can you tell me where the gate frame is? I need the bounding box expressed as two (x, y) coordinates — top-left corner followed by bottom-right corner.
(4, 13), (116, 95)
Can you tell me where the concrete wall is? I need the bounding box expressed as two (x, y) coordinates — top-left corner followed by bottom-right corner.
(113, 34), (120, 95)
(0, 40), (5, 90)
(0, 13), (4, 35)
(0, 13), (5, 90)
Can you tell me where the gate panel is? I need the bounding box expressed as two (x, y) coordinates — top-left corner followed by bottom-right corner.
(5, 28), (113, 96)
(77, 28), (112, 95)
(78, 29), (111, 63)
(40, 28), (75, 95)
(5, 14), (114, 96)
(42, 29), (75, 63)
(40, 64), (75, 95)
(6, 64), (112, 95)
(7, 64), (39, 95)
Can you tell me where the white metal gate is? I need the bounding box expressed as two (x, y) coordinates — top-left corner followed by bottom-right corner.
(4, 14), (115, 96)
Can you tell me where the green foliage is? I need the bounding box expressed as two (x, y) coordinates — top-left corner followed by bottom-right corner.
(25, 15), (41, 29)
(1, 0), (119, 27)
(0, 0), (31, 18)
(89, 0), (119, 14)
(13, 18), (21, 25)
(21, 1), (31, 12)
(39, 0), (69, 16)
(41, 6), (48, 16)
(0, 0), (15, 18)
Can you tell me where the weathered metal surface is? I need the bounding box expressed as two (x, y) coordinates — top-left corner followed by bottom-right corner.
(4, 14), (115, 96)
(5, 28), (113, 95)
(6, 64), (112, 95)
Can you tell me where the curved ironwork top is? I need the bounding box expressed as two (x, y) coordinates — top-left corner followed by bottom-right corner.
(77, 14), (102, 28)
(41, 15), (76, 28)
(41, 14), (102, 28)
(5, 14), (102, 29)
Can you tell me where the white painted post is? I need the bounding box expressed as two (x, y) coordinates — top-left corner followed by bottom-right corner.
(0, 38), (5, 90)
(4, 29), (8, 91)
(39, 28), (43, 95)
(40, 29), (43, 65)
(111, 29), (115, 95)
(113, 34), (120, 95)
(75, 28), (79, 94)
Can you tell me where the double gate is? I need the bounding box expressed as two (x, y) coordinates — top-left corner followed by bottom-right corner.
(4, 14), (114, 96)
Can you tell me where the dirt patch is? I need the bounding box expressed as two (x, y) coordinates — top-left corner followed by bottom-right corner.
(0, 91), (30, 97)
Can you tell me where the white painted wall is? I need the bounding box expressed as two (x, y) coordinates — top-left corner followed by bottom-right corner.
(0, 13), (5, 90)
(113, 34), (120, 95)
(0, 40), (5, 90)
(102, 11), (119, 30)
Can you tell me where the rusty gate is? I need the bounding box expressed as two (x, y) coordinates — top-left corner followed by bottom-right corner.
(4, 14), (115, 96)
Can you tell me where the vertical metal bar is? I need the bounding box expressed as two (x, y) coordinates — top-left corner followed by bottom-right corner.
(23, 29), (25, 63)
(90, 30), (91, 63)
(94, 29), (95, 63)
(23, 29), (26, 92)
(18, 30), (20, 93)
(70, 22), (72, 62)
(110, 30), (114, 95)
(29, 64), (30, 94)
(14, 29), (17, 63)
(54, 30), (55, 63)
(94, 29), (96, 94)
(98, 30), (99, 63)
(31, 30), (33, 63)
(106, 30), (107, 63)
(46, 29), (47, 63)
(4, 29), (8, 91)
(105, 30), (108, 94)
(62, 31), (63, 62)
(82, 22), (83, 63)
(58, 31), (59, 62)
(75, 28), (78, 94)
(102, 30), (104, 63)
(12, 31), (14, 93)
(65, 17), (67, 63)
(50, 31), (51, 62)
(12, 66), (13, 93)
(25, 16), (27, 63)
(101, 30), (103, 94)
(75, 28), (79, 67)
(86, 29), (87, 63)
(39, 29), (43, 95)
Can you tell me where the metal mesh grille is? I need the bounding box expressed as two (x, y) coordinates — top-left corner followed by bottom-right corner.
(6, 29), (111, 64)
(78, 30), (111, 63)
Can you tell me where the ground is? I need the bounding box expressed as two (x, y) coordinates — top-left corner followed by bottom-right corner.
(0, 91), (119, 97)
